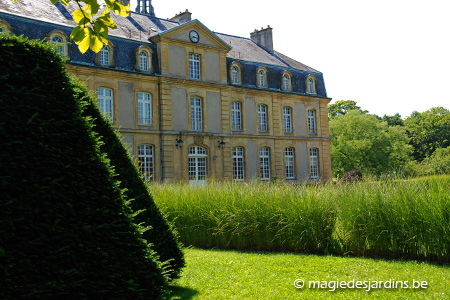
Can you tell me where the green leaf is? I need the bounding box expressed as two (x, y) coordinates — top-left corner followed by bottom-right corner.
(72, 9), (86, 23)
(60, 0), (69, 5)
(89, 31), (104, 53)
(70, 25), (86, 43)
(94, 19), (109, 38)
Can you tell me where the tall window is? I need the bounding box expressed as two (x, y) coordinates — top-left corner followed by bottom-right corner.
(308, 110), (317, 134)
(138, 92), (152, 125)
(233, 147), (245, 181)
(310, 148), (319, 179)
(138, 145), (154, 181)
(99, 45), (109, 66)
(285, 148), (295, 179)
(97, 87), (113, 118)
(189, 146), (207, 183)
(189, 53), (201, 80)
(258, 104), (268, 132)
(283, 107), (293, 133)
(231, 102), (242, 130)
(232, 66), (239, 84)
(139, 51), (148, 71)
(51, 35), (64, 56)
(258, 70), (265, 87)
(259, 147), (270, 180)
(307, 77), (315, 94)
(283, 74), (290, 91)
(191, 97), (203, 131)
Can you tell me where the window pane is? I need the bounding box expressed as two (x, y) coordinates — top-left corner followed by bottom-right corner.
(308, 110), (316, 134)
(259, 147), (270, 180)
(100, 46), (109, 66)
(189, 147), (207, 181)
(283, 107), (292, 133)
(97, 87), (113, 118)
(285, 148), (295, 179)
(232, 66), (238, 84)
(259, 70), (265, 87)
(189, 53), (200, 80)
(138, 92), (152, 125)
(283, 74), (289, 91)
(140, 51), (148, 71)
(310, 148), (319, 179)
(138, 145), (154, 181)
(231, 102), (242, 130)
(52, 36), (63, 55)
(191, 97), (203, 131)
(233, 147), (245, 181)
(258, 104), (268, 132)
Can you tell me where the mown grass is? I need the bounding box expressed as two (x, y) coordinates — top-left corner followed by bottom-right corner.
(152, 175), (450, 263)
(171, 248), (450, 300)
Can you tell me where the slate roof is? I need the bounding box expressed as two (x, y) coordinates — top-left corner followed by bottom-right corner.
(0, 0), (319, 73)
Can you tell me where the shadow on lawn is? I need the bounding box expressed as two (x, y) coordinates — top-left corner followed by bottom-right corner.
(169, 285), (199, 300)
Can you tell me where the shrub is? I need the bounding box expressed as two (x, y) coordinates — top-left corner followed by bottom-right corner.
(76, 84), (184, 279)
(0, 35), (168, 299)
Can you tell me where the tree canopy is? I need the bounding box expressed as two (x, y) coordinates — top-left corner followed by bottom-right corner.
(329, 110), (412, 177)
(328, 100), (368, 118)
(13, 0), (130, 53)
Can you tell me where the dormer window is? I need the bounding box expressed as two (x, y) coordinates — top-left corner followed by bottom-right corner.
(95, 41), (115, 67)
(0, 19), (11, 34)
(47, 30), (70, 58)
(135, 45), (153, 72)
(229, 62), (242, 85)
(282, 71), (292, 91)
(306, 75), (317, 94)
(257, 67), (267, 88)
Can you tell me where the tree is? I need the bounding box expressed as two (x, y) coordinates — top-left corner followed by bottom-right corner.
(382, 113), (404, 127)
(328, 100), (368, 118)
(404, 107), (450, 161)
(329, 110), (412, 178)
(12, 0), (130, 54)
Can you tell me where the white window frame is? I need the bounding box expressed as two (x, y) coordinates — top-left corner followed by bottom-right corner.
(97, 87), (113, 119)
(310, 148), (319, 179)
(189, 146), (207, 184)
(139, 51), (149, 71)
(231, 102), (242, 130)
(258, 104), (268, 132)
(307, 77), (316, 94)
(233, 147), (245, 181)
(51, 35), (64, 56)
(191, 97), (203, 131)
(232, 66), (239, 84)
(138, 145), (154, 181)
(283, 107), (293, 133)
(283, 74), (290, 91)
(285, 148), (295, 179)
(138, 92), (152, 125)
(189, 53), (201, 80)
(258, 70), (265, 87)
(99, 45), (109, 66)
(308, 109), (317, 134)
(259, 147), (271, 180)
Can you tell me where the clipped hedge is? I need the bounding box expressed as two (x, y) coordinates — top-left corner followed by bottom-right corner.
(75, 82), (184, 279)
(0, 35), (168, 299)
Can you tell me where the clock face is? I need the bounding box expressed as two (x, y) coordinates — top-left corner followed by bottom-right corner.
(189, 30), (199, 43)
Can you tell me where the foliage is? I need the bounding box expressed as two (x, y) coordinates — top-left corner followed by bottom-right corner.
(404, 107), (450, 161)
(153, 176), (450, 263)
(0, 34), (169, 299)
(328, 100), (368, 118)
(12, 0), (130, 53)
(329, 110), (412, 178)
(381, 112), (404, 126)
(76, 84), (185, 279)
(174, 248), (450, 300)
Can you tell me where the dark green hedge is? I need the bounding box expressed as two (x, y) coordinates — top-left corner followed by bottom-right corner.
(0, 35), (168, 299)
(76, 86), (185, 280)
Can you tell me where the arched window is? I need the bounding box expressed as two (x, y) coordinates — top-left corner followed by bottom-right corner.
(138, 92), (152, 125)
(259, 147), (271, 180)
(309, 148), (319, 179)
(48, 30), (69, 58)
(258, 70), (265, 87)
(138, 145), (154, 181)
(140, 51), (148, 71)
(99, 45), (109, 66)
(306, 75), (316, 94)
(189, 146), (207, 184)
(0, 19), (11, 33)
(285, 148), (295, 179)
(283, 74), (291, 91)
(51, 35), (64, 56)
(232, 66), (239, 84)
(233, 147), (245, 181)
(97, 87), (113, 119)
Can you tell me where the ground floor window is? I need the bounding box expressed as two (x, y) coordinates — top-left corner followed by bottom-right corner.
(310, 148), (319, 179)
(233, 147), (245, 181)
(138, 144), (154, 181)
(259, 147), (270, 180)
(285, 147), (295, 179)
(189, 146), (207, 183)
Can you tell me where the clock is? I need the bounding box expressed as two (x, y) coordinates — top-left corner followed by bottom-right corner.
(189, 30), (199, 43)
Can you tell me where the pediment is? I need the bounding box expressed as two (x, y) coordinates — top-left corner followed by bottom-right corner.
(152, 19), (231, 52)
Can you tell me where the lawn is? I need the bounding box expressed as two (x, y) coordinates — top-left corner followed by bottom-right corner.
(171, 248), (450, 300)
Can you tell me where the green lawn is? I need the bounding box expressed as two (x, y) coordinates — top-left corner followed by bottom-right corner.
(171, 248), (450, 300)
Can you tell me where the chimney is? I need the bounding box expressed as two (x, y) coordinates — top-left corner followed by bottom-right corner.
(135, 0), (156, 17)
(250, 25), (273, 52)
(170, 9), (192, 24)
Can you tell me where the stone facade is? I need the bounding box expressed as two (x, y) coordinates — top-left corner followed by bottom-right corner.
(0, 0), (332, 183)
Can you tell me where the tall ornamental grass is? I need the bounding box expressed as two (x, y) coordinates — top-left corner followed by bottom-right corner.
(152, 176), (450, 263)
